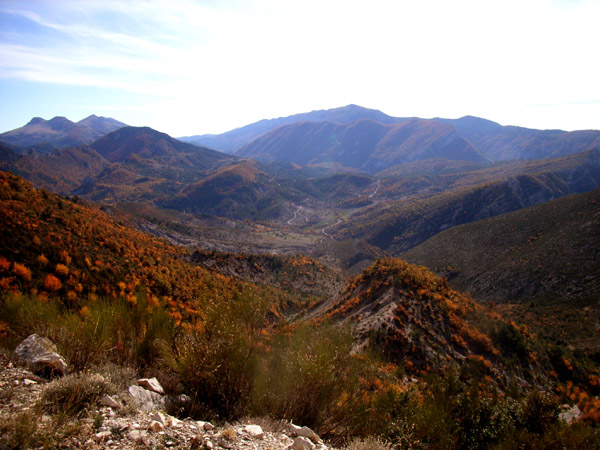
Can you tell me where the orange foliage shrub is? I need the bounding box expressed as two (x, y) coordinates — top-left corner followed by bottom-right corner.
(59, 249), (71, 265)
(12, 262), (31, 282)
(0, 277), (15, 290)
(55, 263), (69, 277)
(0, 257), (10, 271)
(37, 254), (49, 266)
(79, 305), (91, 318)
(43, 274), (62, 292)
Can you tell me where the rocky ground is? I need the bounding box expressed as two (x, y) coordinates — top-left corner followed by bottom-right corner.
(0, 349), (336, 450)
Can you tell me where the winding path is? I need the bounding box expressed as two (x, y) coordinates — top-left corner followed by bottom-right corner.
(369, 178), (381, 198)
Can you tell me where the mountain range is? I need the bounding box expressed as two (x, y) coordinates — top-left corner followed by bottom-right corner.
(235, 118), (489, 173)
(1, 107), (599, 283)
(0, 114), (127, 149)
(181, 104), (600, 163)
(179, 104), (402, 152)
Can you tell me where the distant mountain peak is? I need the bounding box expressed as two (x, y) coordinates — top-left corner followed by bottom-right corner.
(26, 117), (45, 126)
(1, 114), (127, 148)
(46, 116), (76, 130)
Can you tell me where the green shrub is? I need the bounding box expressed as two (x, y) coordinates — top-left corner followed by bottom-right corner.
(160, 287), (268, 420)
(520, 390), (558, 434)
(0, 293), (62, 348)
(0, 290), (177, 372)
(251, 323), (375, 438)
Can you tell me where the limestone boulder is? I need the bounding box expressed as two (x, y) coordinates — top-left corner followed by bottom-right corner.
(13, 334), (68, 377)
(128, 385), (166, 412)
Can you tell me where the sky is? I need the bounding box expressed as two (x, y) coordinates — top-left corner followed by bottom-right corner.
(0, 0), (599, 137)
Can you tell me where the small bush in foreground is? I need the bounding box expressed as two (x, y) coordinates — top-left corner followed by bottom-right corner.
(251, 323), (378, 439)
(344, 436), (394, 450)
(161, 287), (269, 420)
(0, 412), (39, 450)
(39, 372), (116, 418)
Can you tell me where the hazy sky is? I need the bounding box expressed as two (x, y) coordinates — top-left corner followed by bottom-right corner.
(1, 0), (598, 136)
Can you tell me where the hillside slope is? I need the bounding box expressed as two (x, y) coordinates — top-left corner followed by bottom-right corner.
(336, 149), (600, 255)
(0, 146), (110, 194)
(402, 189), (600, 348)
(160, 161), (296, 219)
(437, 116), (600, 160)
(308, 258), (546, 385)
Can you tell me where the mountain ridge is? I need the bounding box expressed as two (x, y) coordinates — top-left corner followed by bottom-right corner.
(0, 114), (127, 149)
(235, 118), (488, 173)
(179, 104), (600, 163)
(179, 104), (406, 152)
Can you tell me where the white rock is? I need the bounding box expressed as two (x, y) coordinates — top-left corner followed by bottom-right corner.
(198, 420), (215, 430)
(288, 436), (315, 450)
(13, 334), (69, 377)
(23, 378), (37, 386)
(289, 423), (320, 444)
(205, 440), (214, 449)
(98, 395), (119, 408)
(128, 385), (166, 412)
(95, 430), (111, 439)
(150, 411), (167, 426)
(244, 424), (264, 439)
(169, 416), (183, 428)
(137, 377), (165, 394)
(127, 430), (147, 441)
(559, 404), (582, 423)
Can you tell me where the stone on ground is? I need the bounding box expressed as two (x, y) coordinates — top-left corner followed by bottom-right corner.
(244, 424), (264, 438)
(13, 334), (69, 377)
(289, 423), (320, 444)
(137, 377), (164, 394)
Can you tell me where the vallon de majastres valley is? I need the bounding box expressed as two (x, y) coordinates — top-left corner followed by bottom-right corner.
(1, 105), (600, 449)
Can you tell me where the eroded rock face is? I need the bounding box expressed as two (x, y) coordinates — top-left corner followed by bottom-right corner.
(13, 334), (69, 377)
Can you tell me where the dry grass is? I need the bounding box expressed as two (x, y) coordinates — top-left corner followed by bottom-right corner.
(344, 436), (394, 450)
(38, 372), (116, 418)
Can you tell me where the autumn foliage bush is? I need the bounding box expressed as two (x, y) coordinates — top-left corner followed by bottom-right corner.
(43, 274), (62, 292)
